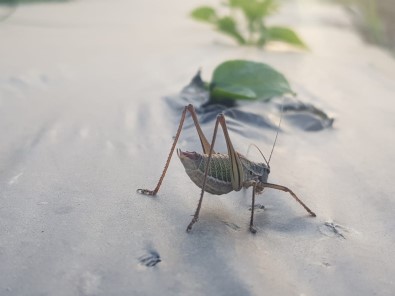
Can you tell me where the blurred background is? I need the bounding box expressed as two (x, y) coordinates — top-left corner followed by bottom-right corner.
(331, 0), (395, 51)
(1, 0), (394, 53)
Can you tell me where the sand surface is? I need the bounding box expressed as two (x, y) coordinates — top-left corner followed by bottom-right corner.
(1, 0), (395, 295)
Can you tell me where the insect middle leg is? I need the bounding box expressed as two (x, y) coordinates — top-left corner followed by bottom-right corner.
(137, 104), (212, 196)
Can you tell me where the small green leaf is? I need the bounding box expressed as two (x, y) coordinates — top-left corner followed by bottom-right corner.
(210, 60), (294, 102)
(216, 16), (246, 44)
(228, 0), (278, 21)
(191, 6), (218, 23)
(267, 26), (308, 48)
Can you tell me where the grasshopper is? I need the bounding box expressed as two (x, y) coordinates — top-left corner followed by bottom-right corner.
(137, 104), (316, 233)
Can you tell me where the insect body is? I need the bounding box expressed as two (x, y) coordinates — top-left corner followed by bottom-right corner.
(178, 150), (269, 195)
(138, 104), (316, 233)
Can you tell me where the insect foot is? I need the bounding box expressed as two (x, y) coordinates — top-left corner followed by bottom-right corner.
(186, 217), (199, 233)
(137, 189), (156, 196)
(249, 225), (257, 234)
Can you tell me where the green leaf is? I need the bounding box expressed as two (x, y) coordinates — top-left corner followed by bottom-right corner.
(267, 26), (308, 48)
(210, 60), (294, 102)
(228, 0), (278, 21)
(191, 6), (218, 23)
(216, 16), (246, 44)
(211, 85), (257, 101)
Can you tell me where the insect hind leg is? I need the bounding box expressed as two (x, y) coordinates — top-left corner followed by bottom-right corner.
(187, 113), (244, 232)
(137, 104), (212, 196)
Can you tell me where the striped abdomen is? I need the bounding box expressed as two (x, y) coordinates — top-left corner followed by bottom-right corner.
(178, 151), (234, 195)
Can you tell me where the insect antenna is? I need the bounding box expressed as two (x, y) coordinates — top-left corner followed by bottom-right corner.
(247, 143), (269, 167)
(267, 100), (285, 166)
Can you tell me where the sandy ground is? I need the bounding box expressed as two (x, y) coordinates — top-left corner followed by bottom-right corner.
(1, 0), (395, 295)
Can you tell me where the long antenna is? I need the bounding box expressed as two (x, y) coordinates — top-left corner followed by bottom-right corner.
(268, 100), (284, 165)
(247, 143), (269, 167)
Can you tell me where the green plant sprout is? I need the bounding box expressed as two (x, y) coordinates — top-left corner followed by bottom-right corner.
(191, 0), (307, 49)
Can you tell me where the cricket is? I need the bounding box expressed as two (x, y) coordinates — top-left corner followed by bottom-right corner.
(137, 104), (316, 233)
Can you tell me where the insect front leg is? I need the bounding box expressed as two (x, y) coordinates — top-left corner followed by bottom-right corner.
(262, 182), (316, 217)
(249, 182), (258, 234)
(137, 104), (212, 196)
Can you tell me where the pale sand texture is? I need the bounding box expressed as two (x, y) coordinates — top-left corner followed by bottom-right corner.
(1, 0), (395, 295)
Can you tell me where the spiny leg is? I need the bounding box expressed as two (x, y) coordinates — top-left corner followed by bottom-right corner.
(188, 105), (212, 154)
(262, 182), (316, 217)
(217, 114), (244, 191)
(137, 104), (212, 196)
(187, 114), (244, 232)
(249, 183), (257, 234)
(186, 116), (220, 232)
